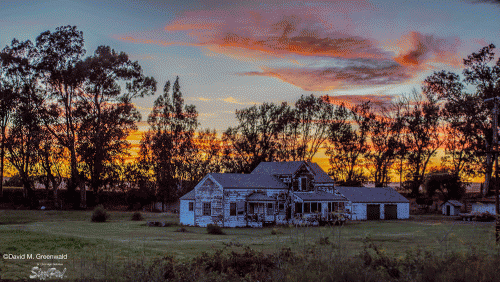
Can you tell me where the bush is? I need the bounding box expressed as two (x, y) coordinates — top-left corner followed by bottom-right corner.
(91, 205), (109, 222)
(206, 224), (225, 235)
(131, 211), (143, 221)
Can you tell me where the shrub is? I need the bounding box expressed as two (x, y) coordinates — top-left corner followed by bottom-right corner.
(131, 211), (143, 221)
(176, 227), (188, 232)
(206, 224), (225, 235)
(91, 205), (109, 222)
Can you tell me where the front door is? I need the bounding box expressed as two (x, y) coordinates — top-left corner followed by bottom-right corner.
(446, 205), (450, 216)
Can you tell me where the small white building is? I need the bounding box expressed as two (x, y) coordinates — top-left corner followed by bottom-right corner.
(335, 186), (410, 220)
(179, 190), (195, 226)
(471, 197), (496, 214)
(441, 200), (463, 216)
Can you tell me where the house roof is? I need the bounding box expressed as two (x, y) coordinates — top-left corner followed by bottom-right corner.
(251, 161), (305, 175)
(209, 173), (288, 189)
(247, 193), (275, 201)
(294, 191), (347, 202)
(251, 161), (335, 184)
(307, 162), (335, 184)
(336, 186), (409, 203)
(179, 189), (195, 200)
(442, 200), (463, 207)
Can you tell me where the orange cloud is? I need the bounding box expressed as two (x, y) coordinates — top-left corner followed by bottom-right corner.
(393, 31), (461, 68)
(241, 61), (411, 91)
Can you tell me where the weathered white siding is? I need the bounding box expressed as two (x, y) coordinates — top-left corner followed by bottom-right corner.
(222, 189), (247, 227)
(180, 200), (195, 225)
(347, 202), (409, 220)
(397, 203), (410, 219)
(471, 202), (495, 214)
(195, 176), (223, 227)
(441, 203), (461, 216)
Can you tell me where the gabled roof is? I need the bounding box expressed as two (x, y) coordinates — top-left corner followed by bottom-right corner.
(179, 189), (195, 200)
(294, 191), (347, 201)
(443, 200), (463, 207)
(209, 173), (287, 189)
(251, 161), (335, 184)
(336, 186), (409, 203)
(307, 162), (335, 184)
(251, 161), (305, 175)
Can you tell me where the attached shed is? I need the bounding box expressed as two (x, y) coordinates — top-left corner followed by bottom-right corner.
(336, 187), (410, 220)
(179, 190), (195, 226)
(441, 200), (463, 216)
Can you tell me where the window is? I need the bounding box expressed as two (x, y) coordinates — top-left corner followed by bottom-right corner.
(237, 202), (245, 215)
(230, 203), (236, 216)
(189, 202), (194, 211)
(304, 203), (310, 213)
(249, 203), (265, 214)
(300, 177), (308, 191)
(203, 202), (211, 216)
(267, 203), (274, 215)
(295, 202), (303, 214)
(279, 203), (285, 211)
(311, 202), (318, 213)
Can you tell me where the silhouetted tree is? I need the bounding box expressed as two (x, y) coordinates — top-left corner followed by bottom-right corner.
(36, 25), (87, 207)
(77, 45), (156, 205)
(423, 44), (500, 193)
(326, 103), (370, 186)
(223, 102), (290, 173)
(398, 91), (443, 196)
(141, 77), (198, 205)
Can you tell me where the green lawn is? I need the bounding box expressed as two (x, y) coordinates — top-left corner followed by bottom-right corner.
(0, 210), (498, 280)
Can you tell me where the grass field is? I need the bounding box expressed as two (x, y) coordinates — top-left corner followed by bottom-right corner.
(0, 210), (498, 280)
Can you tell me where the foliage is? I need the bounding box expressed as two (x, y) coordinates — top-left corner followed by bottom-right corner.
(140, 77), (198, 204)
(131, 211), (143, 221)
(206, 224), (225, 235)
(91, 205), (109, 222)
(423, 171), (465, 201)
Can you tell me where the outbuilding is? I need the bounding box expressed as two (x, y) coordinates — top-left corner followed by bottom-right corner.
(336, 186), (410, 220)
(179, 190), (195, 226)
(470, 197), (496, 214)
(441, 200), (463, 216)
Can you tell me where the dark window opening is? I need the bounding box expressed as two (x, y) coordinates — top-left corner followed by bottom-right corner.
(230, 203), (236, 216)
(203, 202), (211, 216)
(295, 202), (303, 214)
(189, 202), (194, 211)
(304, 203), (310, 213)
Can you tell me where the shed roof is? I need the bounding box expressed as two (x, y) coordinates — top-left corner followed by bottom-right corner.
(336, 186), (409, 203)
(294, 191), (347, 201)
(209, 173), (287, 189)
(179, 190), (195, 200)
(443, 200), (463, 207)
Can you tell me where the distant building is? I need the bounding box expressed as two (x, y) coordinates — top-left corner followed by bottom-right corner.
(441, 200), (463, 216)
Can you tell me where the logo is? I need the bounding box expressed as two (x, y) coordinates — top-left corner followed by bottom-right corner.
(29, 266), (67, 280)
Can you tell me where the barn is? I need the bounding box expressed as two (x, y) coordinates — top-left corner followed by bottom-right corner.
(441, 200), (463, 216)
(336, 186), (410, 220)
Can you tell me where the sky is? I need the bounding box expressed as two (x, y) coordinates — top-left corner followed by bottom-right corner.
(1, 0), (499, 132)
(1, 0), (500, 175)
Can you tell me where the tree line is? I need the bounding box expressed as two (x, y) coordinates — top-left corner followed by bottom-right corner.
(1, 26), (499, 208)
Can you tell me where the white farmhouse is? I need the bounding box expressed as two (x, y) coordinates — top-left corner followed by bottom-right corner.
(179, 161), (410, 227)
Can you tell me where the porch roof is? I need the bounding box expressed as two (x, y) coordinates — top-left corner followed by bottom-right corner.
(247, 193), (275, 202)
(179, 190), (195, 200)
(293, 191), (347, 202)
